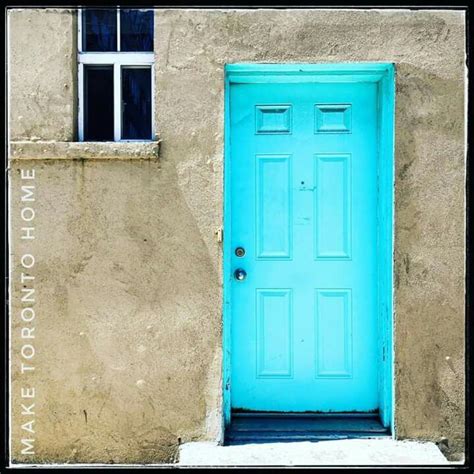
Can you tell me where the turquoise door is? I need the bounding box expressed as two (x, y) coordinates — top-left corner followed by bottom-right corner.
(228, 75), (381, 413)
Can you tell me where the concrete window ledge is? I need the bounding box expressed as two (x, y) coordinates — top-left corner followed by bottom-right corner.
(9, 140), (161, 161)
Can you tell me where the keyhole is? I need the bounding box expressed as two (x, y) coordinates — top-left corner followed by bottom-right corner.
(235, 247), (245, 257)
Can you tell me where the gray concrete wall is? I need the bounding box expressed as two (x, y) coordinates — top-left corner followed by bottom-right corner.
(8, 8), (466, 464)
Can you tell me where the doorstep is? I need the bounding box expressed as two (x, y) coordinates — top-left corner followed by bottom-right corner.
(225, 412), (389, 444)
(178, 438), (450, 466)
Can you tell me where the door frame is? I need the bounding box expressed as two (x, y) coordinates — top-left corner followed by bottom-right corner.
(222, 63), (396, 433)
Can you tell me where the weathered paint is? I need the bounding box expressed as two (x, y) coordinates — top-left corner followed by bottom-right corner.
(8, 8), (466, 464)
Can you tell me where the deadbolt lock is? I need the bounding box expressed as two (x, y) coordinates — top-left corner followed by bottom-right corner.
(235, 247), (245, 257)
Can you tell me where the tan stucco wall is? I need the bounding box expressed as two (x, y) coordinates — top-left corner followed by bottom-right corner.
(8, 8), (466, 464)
(8, 9), (77, 141)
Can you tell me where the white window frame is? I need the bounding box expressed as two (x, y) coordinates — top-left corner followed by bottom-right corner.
(77, 8), (155, 142)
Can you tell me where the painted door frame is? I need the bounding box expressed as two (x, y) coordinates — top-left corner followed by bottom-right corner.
(222, 63), (395, 433)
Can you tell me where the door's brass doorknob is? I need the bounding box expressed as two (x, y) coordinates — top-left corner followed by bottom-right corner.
(234, 268), (247, 281)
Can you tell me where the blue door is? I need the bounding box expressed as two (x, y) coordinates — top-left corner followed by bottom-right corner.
(228, 74), (381, 413)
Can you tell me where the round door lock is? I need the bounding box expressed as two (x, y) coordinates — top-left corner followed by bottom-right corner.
(235, 247), (245, 257)
(234, 268), (247, 281)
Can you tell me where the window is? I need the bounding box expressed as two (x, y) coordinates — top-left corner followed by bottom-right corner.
(78, 8), (154, 141)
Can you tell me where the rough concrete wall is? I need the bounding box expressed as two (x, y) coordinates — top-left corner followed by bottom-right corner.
(8, 9), (76, 141)
(10, 154), (218, 463)
(9, 8), (465, 464)
(392, 43), (465, 460)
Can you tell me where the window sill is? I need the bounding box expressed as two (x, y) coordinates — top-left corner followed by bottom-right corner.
(9, 140), (161, 161)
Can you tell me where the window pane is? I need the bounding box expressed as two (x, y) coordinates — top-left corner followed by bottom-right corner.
(82, 9), (117, 52)
(120, 9), (154, 52)
(84, 65), (114, 141)
(122, 67), (152, 140)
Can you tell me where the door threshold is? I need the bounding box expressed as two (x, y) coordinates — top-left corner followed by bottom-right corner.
(225, 412), (390, 445)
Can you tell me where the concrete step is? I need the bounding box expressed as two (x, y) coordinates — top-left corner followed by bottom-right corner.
(226, 412), (390, 444)
(179, 439), (450, 466)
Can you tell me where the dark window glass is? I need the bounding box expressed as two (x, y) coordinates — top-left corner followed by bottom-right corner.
(122, 67), (152, 139)
(83, 9), (117, 51)
(84, 66), (114, 141)
(120, 9), (154, 52)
